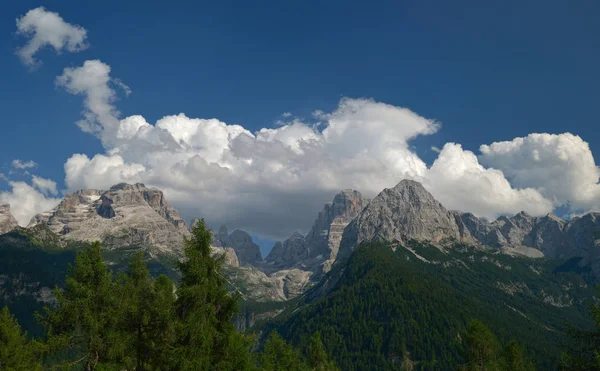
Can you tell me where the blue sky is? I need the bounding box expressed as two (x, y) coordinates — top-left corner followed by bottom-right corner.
(1, 1), (600, 255)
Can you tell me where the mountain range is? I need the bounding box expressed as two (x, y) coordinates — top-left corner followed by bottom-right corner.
(1, 178), (600, 365)
(2, 179), (600, 302)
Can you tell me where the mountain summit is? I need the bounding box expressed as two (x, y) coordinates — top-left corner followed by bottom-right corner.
(265, 189), (369, 274)
(339, 180), (460, 258)
(0, 204), (18, 235)
(28, 183), (189, 256)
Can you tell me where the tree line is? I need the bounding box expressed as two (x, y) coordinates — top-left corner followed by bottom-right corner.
(0, 220), (338, 370)
(0, 220), (599, 370)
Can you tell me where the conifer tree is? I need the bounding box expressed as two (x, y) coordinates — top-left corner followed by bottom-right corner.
(260, 330), (308, 371)
(500, 341), (535, 371)
(172, 218), (254, 370)
(119, 252), (176, 370)
(307, 332), (339, 371)
(0, 306), (43, 371)
(460, 320), (501, 371)
(560, 288), (600, 370)
(40, 242), (122, 370)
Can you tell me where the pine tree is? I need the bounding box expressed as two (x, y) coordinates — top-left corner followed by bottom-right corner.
(260, 330), (308, 371)
(307, 332), (339, 371)
(145, 274), (176, 369)
(40, 242), (122, 370)
(560, 288), (600, 370)
(500, 341), (535, 371)
(460, 320), (502, 371)
(172, 218), (254, 370)
(0, 306), (43, 371)
(119, 252), (176, 370)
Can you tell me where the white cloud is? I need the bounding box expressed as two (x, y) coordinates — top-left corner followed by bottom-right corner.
(0, 182), (60, 226)
(59, 64), (443, 237)
(56, 60), (122, 139)
(57, 60), (600, 238)
(31, 175), (58, 196)
(16, 7), (88, 67)
(64, 153), (145, 191)
(479, 133), (600, 210)
(425, 143), (553, 219)
(11, 159), (38, 169)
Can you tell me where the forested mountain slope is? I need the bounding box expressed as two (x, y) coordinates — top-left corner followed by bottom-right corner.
(265, 242), (596, 370)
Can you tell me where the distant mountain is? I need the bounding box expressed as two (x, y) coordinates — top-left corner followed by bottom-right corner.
(0, 204), (18, 234)
(264, 189), (368, 272)
(28, 183), (189, 257)
(339, 180), (460, 258)
(336, 179), (600, 279)
(5, 178), (600, 341)
(212, 225), (262, 267)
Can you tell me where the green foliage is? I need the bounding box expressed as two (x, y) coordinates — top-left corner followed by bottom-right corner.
(268, 242), (590, 370)
(171, 218), (255, 370)
(117, 252), (176, 370)
(260, 330), (308, 371)
(460, 320), (502, 370)
(458, 321), (535, 371)
(40, 242), (123, 369)
(307, 332), (339, 371)
(560, 286), (600, 370)
(0, 222), (590, 370)
(0, 306), (44, 370)
(0, 236), (76, 336)
(500, 341), (535, 371)
(35, 220), (258, 370)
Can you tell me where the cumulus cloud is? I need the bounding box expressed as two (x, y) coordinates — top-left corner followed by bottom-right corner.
(59, 62), (444, 237)
(15, 7), (88, 66)
(425, 143), (553, 219)
(64, 153), (145, 191)
(58, 59), (600, 239)
(11, 159), (38, 169)
(479, 133), (600, 210)
(31, 175), (58, 196)
(56, 60), (123, 138)
(0, 182), (60, 226)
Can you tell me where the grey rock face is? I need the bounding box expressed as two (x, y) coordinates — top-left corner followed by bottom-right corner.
(304, 189), (368, 264)
(203, 225), (261, 266)
(265, 232), (309, 269)
(0, 205), (18, 235)
(228, 229), (262, 266)
(28, 183), (189, 256)
(336, 179), (594, 264)
(340, 180), (460, 259)
(217, 225), (229, 246)
(454, 211), (572, 258)
(264, 189), (369, 276)
(212, 246), (240, 267)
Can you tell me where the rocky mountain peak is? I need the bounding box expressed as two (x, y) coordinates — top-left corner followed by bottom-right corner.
(0, 204), (19, 235)
(545, 213), (565, 223)
(345, 179), (461, 247)
(265, 232), (309, 270)
(216, 228), (262, 267)
(28, 183), (189, 256)
(304, 189), (368, 264)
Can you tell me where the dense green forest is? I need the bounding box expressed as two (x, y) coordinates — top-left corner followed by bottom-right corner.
(0, 223), (598, 369)
(0, 220), (339, 370)
(266, 241), (597, 370)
